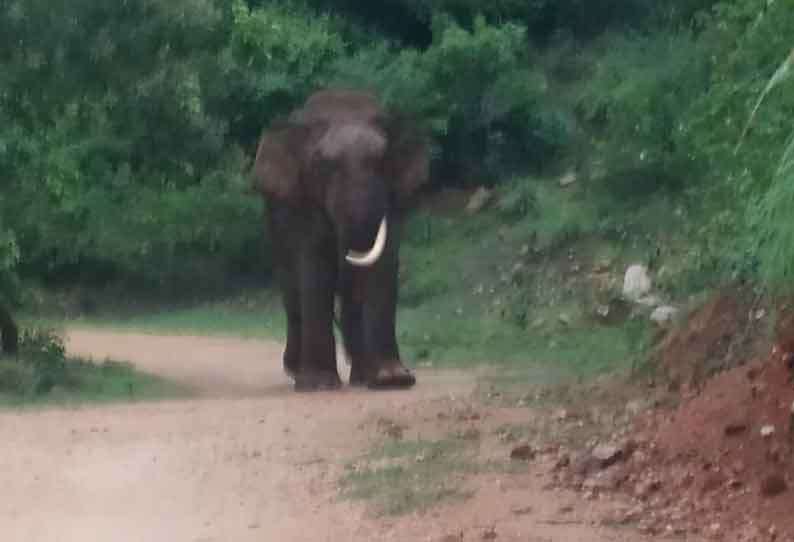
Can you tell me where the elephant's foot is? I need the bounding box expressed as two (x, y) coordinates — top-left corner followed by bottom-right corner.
(293, 370), (342, 392)
(283, 362), (298, 381)
(283, 347), (300, 381)
(367, 361), (416, 390)
(349, 364), (367, 387)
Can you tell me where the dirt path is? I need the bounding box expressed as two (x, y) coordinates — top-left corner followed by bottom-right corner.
(0, 330), (670, 542)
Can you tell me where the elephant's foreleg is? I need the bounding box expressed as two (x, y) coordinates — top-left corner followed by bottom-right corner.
(361, 223), (415, 389)
(270, 229), (303, 380)
(295, 252), (341, 391)
(269, 207), (303, 380)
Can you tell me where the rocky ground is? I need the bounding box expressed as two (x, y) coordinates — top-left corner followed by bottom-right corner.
(526, 289), (794, 542)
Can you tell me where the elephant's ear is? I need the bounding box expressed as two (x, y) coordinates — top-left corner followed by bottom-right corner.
(381, 115), (430, 206)
(252, 121), (325, 201)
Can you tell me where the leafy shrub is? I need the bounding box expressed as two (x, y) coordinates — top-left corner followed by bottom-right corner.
(334, 16), (571, 183)
(0, 0), (322, 290)
(0, 325), (182, 400)
(571, 31), (707, 200)
(2, 0), (792, 309)
(309, 0), (671, 43)
(221, 0), (347, 146)
(742, 51), (794, 289)
(498, 177), (600, 249)
(669, 0), (794, 284)
(0, 327), (67, 394)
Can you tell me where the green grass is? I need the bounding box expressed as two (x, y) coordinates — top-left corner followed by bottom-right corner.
(0, 356), (189, 407)
(25, 290), (285, 340)
(339, 434), (479, 516)
(0, 326), (189, 407)
(395, 189), (662, 375)
(398, 306), (651, 371)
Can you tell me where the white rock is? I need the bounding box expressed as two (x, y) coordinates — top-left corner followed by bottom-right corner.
(622, 264), (652, 301)
(465, 186), (493, 214)
(650, 306), (679, 325)
(559, 170), (577, 187)
(636, 295), (662, 308)
(761, 425), (775, 438)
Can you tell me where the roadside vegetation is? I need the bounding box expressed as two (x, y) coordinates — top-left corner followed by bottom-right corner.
(0, 327), (186, 406)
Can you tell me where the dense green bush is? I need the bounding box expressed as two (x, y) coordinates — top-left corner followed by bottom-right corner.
(571, 31), (708, 198)
(305, 0), (678, 43)
(522, 0), (794, 291)
(672, 0), (794, 284)
(0, 0), (347, 289)
(333, 16), (570, 183)
(1, 0), (250, 288)
(2, 0), (793, 306)
(0, 327), (65, 394)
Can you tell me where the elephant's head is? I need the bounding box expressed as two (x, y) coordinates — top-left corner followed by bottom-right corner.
(252, 89), (429, 267)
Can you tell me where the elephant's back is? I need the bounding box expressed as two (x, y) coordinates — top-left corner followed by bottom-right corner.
(293, 88), (383, 124)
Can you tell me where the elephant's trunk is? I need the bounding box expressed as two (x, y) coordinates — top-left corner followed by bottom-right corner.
(345, 216), (388, 267)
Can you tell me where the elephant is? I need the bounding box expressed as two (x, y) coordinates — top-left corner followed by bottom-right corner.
(252, 88), (430, 391)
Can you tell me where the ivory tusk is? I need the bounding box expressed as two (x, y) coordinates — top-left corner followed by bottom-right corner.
(345, 217), (388, 267)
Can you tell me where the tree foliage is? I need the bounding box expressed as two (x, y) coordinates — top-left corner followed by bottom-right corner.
(0, 0), (792, 303)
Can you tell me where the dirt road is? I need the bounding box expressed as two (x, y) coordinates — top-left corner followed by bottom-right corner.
(0, 330), (662, 542)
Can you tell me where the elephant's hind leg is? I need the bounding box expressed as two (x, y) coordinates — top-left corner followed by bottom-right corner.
(361, 228), (416, 390)
(282, 305), (301, 381)
(273, 257), (302, 380)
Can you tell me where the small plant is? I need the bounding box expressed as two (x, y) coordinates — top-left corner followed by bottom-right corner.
(18, 327), (68, 393)
(0, 324), (185, 403)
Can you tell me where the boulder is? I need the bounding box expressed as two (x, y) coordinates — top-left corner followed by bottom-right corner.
(465, 186), (493, 214)
(650, 306), (679, 325)
(622, 264), (652, 301)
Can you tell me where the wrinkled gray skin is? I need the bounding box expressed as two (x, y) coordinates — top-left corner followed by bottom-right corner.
(253, 89), (430, 391)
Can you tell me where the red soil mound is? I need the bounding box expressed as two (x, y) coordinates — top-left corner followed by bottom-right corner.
(553, 291), (794, 540)
(622, 299), (794, 540)
(653, 290), (752, 391)
(633, 352), (794, 539)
